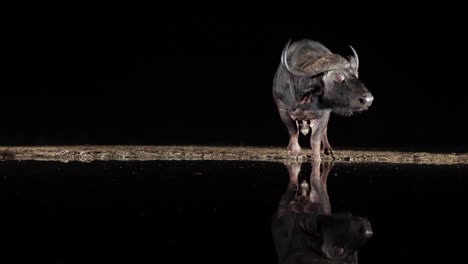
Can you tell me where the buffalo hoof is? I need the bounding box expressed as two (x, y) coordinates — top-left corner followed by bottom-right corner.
(287, 143), (301, 156)
(310, 154), (322, 162)
(324, 148), (335, 159)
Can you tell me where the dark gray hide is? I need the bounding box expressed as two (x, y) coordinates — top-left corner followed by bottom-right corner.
(272, 39), (373, 159)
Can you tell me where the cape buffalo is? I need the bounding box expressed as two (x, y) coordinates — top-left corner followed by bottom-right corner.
(272, 161), (373, 263)
(272, 39), (374, 160)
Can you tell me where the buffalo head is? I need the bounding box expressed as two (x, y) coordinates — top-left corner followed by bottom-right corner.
(300, 213), (373, 262)
(281, 39), (373, 116)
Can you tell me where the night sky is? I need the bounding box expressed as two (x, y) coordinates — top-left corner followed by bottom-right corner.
(3, 13), (467, 152)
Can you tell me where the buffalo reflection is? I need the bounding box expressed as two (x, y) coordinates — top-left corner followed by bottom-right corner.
(272, 161), (373, 264)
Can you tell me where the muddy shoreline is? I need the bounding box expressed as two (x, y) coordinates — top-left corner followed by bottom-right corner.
(1, 146), (467, 165)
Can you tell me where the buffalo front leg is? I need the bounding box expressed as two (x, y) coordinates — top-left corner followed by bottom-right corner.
(278, 109), (301, 155)
(321, 126), (335, 158)
(320, 160), (334, 213)
(309, 115), (329, 162)
(309, 160), (333, 214)
(275, 162), (302, 218)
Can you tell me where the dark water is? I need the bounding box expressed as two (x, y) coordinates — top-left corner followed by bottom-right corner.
(1, 160), (467, 263)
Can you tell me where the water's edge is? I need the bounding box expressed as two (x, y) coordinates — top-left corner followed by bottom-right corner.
(1, 146), (467, 164)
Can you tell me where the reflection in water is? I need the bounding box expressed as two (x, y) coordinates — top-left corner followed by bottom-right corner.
(272, 161), (373, 263)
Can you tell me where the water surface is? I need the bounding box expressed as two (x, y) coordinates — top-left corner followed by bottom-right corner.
(1, 160), (467, 263)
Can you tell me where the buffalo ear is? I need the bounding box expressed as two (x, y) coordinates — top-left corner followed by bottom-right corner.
(300, 215), (320, 236)
(298, 85), (322, 104)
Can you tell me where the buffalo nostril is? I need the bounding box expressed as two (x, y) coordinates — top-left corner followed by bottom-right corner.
(359, 94), (374, 106)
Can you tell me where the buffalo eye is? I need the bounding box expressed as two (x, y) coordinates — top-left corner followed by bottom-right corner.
(334, 73), (345, 82)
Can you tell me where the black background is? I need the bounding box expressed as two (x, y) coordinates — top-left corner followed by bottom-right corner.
(3, 10), (467, 152)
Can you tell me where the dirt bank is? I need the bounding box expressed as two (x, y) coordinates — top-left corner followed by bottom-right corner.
(1, 146), (467, 165)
